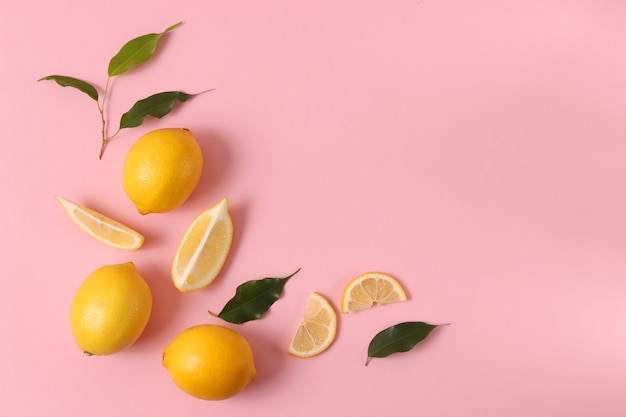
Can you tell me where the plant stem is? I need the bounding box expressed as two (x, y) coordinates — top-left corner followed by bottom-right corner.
(98, 76), (112, 159)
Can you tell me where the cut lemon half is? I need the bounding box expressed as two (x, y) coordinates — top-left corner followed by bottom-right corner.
(341, 272), (407, 313)
(288, 292), (337, 358)
(171, 197), (233, 292)
(55, 196), (144, 250)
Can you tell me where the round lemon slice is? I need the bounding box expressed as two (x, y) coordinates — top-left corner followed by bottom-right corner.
(341, 271), (407, 313)
(288, 292), (337, 358)
(171, 197), (233, 292)
(55, 196), (144, 250)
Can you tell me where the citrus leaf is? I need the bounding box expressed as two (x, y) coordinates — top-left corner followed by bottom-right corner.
(118, 90), (208, 129)
(107, 21), (182, 76)
(365, 321), (445, 366)
(38, 75), (98, 100)
(210, 269), (300, 324)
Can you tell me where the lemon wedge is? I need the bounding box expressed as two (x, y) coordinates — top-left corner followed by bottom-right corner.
(341, 271), (407, 313)
(288, 292), (337, 358)
(171, 197), (233, 292)
(55, 196), (144, 250)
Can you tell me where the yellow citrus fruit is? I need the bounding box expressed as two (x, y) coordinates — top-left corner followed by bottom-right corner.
(162, 324), (256, 400)
(55, 196), (144, 250)
(288, 292), (337, 358)
(340, 271), (407, 313)
(122, 128), (203, 214)
(69, 262), (152, 355)
(171, 197), (233, 292)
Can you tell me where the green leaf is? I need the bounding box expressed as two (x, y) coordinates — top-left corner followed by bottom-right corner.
(38, 75), (98, 100)
(118, 90), (208, 129)
(366, 321), (446, 366)
(211, 269), (300, 324)
(107, 21), (182, 76)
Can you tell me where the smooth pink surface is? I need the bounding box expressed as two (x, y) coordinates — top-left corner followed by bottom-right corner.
(2, 1), (626, 416)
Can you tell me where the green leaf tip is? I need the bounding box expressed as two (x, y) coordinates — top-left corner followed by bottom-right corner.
(165, 21), (184, 32)
(212, 268), (301, 324)
(365, 321), (447, 366)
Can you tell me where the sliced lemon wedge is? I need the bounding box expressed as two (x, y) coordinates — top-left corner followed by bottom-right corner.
(55, 196), (144, 250)
(288, 292), (337, 358)
(341, 271), (407, 313)
(171, 197), (233, 292)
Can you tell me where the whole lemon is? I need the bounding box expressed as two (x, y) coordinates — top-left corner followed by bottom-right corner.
(69, 262), (152, 356)
(162, 324), (257, 400)
(122, 128), (203, 214)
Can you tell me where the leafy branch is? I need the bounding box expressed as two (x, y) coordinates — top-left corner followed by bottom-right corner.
(38, 22), (209, 159)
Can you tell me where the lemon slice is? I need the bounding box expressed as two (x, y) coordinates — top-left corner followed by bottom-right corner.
(55, 196), (144, 250)
(288, 292), (337, 358)
(341, 272), (407, 313)
(171, 197), (233, 292)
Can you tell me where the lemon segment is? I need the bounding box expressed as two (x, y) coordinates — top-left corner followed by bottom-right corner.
(55, 196), (144, 250)
(171, 197), (233, 292)
(122, 128), (203, 214)
(162, 324), (256, 400)
(341, 272), (408, 313)
(288, 292), (337, 358)
(69, 262), (152, 355)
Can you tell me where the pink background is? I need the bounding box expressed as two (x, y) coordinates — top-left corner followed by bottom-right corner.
(2, 1), (626, 416)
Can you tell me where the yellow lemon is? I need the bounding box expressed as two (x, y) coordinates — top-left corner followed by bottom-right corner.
(122, 128), (203, 214)
(69, 262), (152, 356)
(162, 324), (256, 400)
